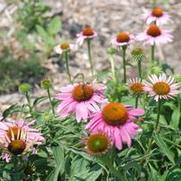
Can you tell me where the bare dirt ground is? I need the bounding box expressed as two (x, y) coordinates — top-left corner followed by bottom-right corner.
(0, 0), (181, 112)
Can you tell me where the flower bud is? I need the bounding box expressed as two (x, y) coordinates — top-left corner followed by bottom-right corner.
(19, 83), (31, 94)
(41, 79), (52, 90)
(107, 48), (117, 55)
(131, 47), (144, 61)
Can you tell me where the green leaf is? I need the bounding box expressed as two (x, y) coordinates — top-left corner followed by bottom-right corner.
(148, 164), (168, 181)
(33, 96), (47, 106)
(70, 156), (89, 176)
(45, 36), (55, 47)
(2, 104), (21, 118)
(36, 25), (49, 41)
(163, 102), (175, 110)
(52, 145), (65, 175)
(69, 156), (102, 181)
(46, 145), (65, 181)
(74, 169), (102, 181)
(154, 134), (175, 164)
(47, 17), (61, 35)
(45, 169), (57, 181)
(166, 168), (181, 181)
(63, 146), (107, 172)
(36, 25), (55, 48)
(170, 99), (180, 129)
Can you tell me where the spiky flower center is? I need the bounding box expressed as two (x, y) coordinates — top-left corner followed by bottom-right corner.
(87, 133), (109, 154)
(116, 32), (130, 43)
(153, 81), (170, 95)
(60, 42), (70, 50)
(102, 103), (128, 126)
(7, 127), (20, 140)
(72, 84), (94, 102)
(82, 26), (94, 36)
(152, 7), (163, 17)
(7, 126), (26, 155)
(147, 24), (161, 37)
(130, 83), (144, 94)
(8, 140), (26, 155)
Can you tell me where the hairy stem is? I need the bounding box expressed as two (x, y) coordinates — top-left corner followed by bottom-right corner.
(87, 39), (94, 76)
(145, 98), (161, 159)
(122, 46), (127, 83)
(135, 95), (139, 108)
(64, 51), (72, 83)
(109, 54), (116, 83)
(25, 92), (32, 113)
(138, 60), (142, 80)
(47, 88), (55, 115)
(151, 44), (155, 64)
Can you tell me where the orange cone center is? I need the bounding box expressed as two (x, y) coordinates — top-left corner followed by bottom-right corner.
(153, 82), (170, 95)
(102, 102), (128, 126)
(147, 24), (161, 37)
(116, 32), (130, 43)
(152, 7), (163, 17)
(82, 27), (94, 36)
(72, 84), (94, 102)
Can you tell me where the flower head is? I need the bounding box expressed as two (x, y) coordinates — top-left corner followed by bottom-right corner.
(143, 7), (171, 25)
(144, 74), (180, 101)
(136, 24), (173, 45)
(54, 42), (77, 54)
(19, 83), (31, 94)
(0, 119), (44, 162)
(128, 78), (144, 95)
(76, 26), (97, 46)
(86, 102), (144, 150)
(41, 79), (52, 90)
(84, 132), (111, 155)
(131, 47), (145, 62)
(56, 83), (106, 122)
(112, 32), (134, 47)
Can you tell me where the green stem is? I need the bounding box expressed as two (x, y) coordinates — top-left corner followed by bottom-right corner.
(11, 156), (24, 180)
(100, 156), (126, 181)
(145, 98), (161, 158)
(47, 88), (55, 115)
(122, 46), (127, 83)
(152, 0), (157, 7)
(73, 73), (85, 83)
(25, 92), (32, 113)
(64, 51), (72, 83)
(87, 39), (94, 76)
(138, 60), (142, 80)
(108, 164), (126, 181)
(155, 98), (161, 132)
(135, 95), (139, 108)
(151, 44), (155, 64)
(109, 54), (116, 83)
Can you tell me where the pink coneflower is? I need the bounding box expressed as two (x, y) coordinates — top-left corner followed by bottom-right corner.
(0, 119), (44, 162)
(136, 24), (173, 45)
(86, 102), (144, 150)
(54, 42), (77, 54)
(83, 132), (112, 155)
(143, 7), (171, 25)
(144, 74), (180, 101)
(76, 26), (97, 46)
(128, 78), (144, 95)
(56, 83), (106, 122)
(111, 32), (134, 47)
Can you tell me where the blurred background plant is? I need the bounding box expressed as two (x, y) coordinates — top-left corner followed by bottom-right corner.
(0, 0), (62, 94)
